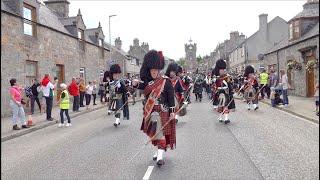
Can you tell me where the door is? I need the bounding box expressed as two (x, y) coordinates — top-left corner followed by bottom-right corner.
(306, 56), (315, 97)
(56, 64), (65, 101)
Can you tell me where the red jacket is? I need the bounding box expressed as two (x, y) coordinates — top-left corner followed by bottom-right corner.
(69, 80), (79, 96)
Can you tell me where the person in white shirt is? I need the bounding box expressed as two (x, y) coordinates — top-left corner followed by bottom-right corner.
(85, 81), (94, 110)
(41, 74), (55, 121)
(279, 70), (291, 107)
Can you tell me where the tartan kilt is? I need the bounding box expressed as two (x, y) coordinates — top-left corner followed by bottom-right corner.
(141, 105), (176, 150)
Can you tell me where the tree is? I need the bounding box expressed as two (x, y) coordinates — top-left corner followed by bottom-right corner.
(196, 55), (203, 65)
(177, 57), (186, 68)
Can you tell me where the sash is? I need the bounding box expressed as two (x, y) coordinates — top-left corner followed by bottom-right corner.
(143, 78), (166, 121)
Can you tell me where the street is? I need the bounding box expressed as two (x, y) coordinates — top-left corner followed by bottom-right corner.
(1, 95), (319, 180)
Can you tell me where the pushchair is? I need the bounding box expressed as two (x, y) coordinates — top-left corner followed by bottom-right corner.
(271, 87), (283, 107)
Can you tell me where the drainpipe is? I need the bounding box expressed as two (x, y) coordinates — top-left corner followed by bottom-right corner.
(276, 50), (280, 77)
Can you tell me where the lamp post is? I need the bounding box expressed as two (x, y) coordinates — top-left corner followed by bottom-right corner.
(108, 14), (117, 68)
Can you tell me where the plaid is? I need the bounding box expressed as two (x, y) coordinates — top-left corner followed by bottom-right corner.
(141, 105), (176, 150)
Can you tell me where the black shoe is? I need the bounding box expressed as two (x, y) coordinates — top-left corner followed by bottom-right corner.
(224, 120), (230, 124)
(176, 119), (178, 124)
(157, 159), (164, 166)
(114, 123), (118, 127)
(21, 125), (30, 128)
(219, 119), (223, 123)
(254, 106), (259, 111)
(13, 125), (20, 130)
(153, 156), (157, 161)
(93, 104), (97, 105)
(80, 105), (85, 107)
(47, 118), (54, 121)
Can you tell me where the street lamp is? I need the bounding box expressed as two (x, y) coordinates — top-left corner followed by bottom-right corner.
(108, 14), (117, 68)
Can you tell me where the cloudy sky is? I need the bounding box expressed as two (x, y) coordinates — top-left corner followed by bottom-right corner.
(69, 0), (305, 60)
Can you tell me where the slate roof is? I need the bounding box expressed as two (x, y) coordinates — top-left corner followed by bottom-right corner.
(290, 2), (319, 21)
(1, 1), (15, 14)
(39, 4), (70, 34)
(265, 22), (319, 54)
(59, 16), (77, 26)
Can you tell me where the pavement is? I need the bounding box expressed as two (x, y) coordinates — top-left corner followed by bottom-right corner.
(1, 97), (142, 142)
(1, 94), (318, 180)
(234, 93), (319, 124)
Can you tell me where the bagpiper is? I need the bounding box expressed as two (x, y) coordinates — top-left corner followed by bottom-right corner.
(132, 50), (176, 166)
(243, 65), (259, 110)
(108, 64), (128, 127)
(176, 65), (189, 116)
(165, 63), (186, 123)
(103, 71), (111, 114)
(181, 72), (192, 104)
(212, 59), (235, 124)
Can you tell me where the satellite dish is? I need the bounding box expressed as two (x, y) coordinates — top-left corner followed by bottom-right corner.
(258, 54), (264, 61)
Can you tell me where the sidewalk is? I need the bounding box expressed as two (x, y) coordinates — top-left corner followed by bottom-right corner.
(1, 97), (143, 142)
(234, 94), (319, 124)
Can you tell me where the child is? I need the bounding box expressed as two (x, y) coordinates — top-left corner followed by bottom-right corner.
(315, 82), (319, 116)
(57, 83), (71, 127)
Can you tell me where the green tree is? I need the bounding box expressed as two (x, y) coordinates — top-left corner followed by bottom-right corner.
(196, 55), (203, 65)
(177, 57), (186, 68)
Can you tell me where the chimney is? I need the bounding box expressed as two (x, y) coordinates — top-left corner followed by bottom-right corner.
(44, 0), (70, 18)
(133, 38), (139, 47)
(259, 14), (268, 41)
(141, 42), (149, 51)
(115, 37), (122, 50)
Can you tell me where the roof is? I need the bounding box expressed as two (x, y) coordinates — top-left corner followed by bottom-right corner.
(1, 1), (15, 14)
(59, 16), (77, 26)
(39, 4), (70, 34)
(104, 43), (129, 58)
(266, 22), (319, 54)
(290, 2), (319, 21)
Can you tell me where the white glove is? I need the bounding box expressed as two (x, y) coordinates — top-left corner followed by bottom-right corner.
(117, 82), (121, 88)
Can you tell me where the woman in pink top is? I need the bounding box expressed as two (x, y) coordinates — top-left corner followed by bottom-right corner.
(9, 78), (29, 130)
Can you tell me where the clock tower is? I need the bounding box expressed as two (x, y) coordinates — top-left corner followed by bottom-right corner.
(185, 38), (197, 73)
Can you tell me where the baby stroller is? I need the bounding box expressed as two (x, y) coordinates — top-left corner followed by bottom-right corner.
(271, 87), (283, 107)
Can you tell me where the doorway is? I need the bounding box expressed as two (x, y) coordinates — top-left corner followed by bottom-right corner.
(306, 56), (315, 97)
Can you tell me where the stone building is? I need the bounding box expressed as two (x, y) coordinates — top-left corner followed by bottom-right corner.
(263, 0), (319, 97)
(211, 31), (245, 70)
(128, 38), (149, 64)
(229, 14), (289, 73)
(184, 39), (197, 73)
(1, 0), (139, 117)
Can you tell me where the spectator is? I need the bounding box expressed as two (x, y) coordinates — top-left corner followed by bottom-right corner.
(68, 77), (80, 112)
(279, 70), (291, 107)
(92, 80), (98, 105)
(57, 83), (71, 127)
(315, 82), (319, 116)
(259, 69), (269, 99)
(9, 78), (29, 130)
(79, 79), (86, 107)
(85, 81), (93, 110)
(41, 74), (55, 121)
(98, 80), (106, 103)
(30, 79), (41, 114)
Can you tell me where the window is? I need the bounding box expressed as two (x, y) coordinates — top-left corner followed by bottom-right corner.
(78, 29), (85, 51)
(99, 39), (103, 46)
(23, 4), (36, 36)
(241, 46), (245, 57)
(80, 67), (85, 79)
(289, 23), (293, 40)
(26, 60), (38, 85)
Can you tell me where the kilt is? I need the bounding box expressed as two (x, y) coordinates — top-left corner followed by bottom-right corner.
(141, 105), (176, 150)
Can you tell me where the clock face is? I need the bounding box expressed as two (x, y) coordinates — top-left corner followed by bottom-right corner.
(189, 46), (193, 50)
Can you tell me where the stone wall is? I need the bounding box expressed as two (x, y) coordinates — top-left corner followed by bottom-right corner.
(1, 11), (110, 117)
(263, 36), (319, 96)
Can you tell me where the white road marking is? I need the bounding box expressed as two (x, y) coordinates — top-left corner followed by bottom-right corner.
(142, 166), (154, 180)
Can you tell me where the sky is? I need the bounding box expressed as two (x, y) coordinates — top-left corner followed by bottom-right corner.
(68, 0), (305, 60)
